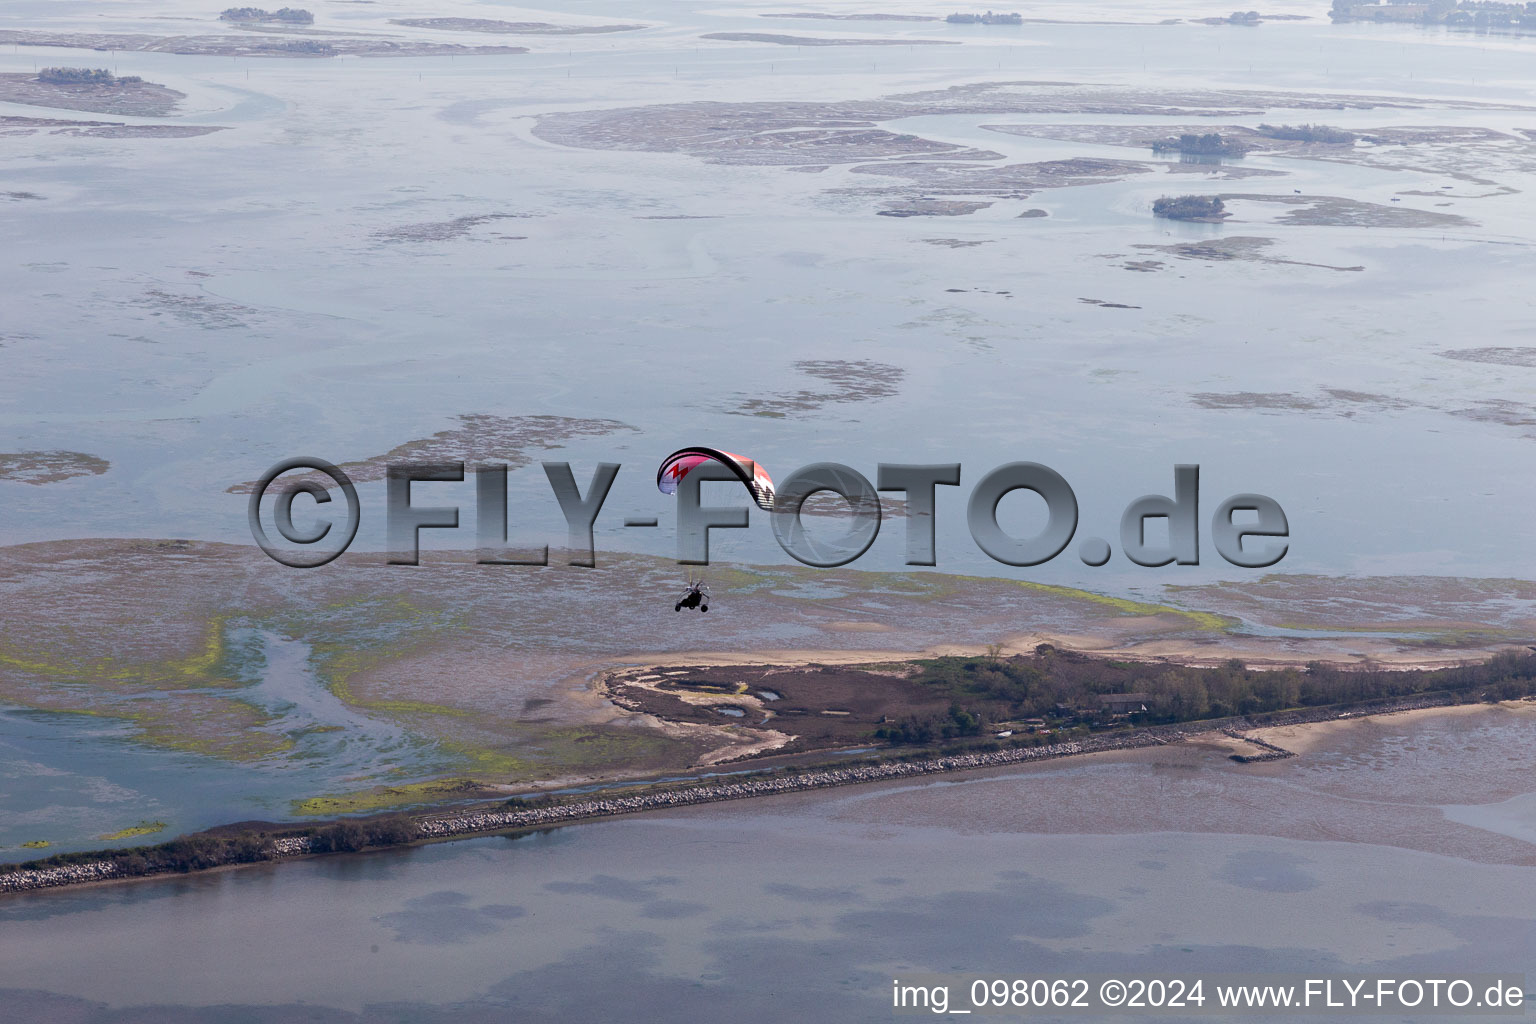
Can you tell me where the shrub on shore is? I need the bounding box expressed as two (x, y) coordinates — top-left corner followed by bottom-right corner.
(308, 816), (419, 852)
(896, 649), (1536, 733)
(274, 39), (335, 54)
(17, 815), (419, 875)
(1256, 122), (1356, 144)
(1150, 132), (1249, 157)
(1152, 194), (1227, 221)
(21, 834), (276, 876)
(503, 794), (558, 809)
(945, 11), (1024, 24)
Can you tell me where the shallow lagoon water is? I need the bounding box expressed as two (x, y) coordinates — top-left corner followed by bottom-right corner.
(0, 632), (443, 852)
(4, 3), (1536, 1014)
(3, 709), (1534, 1021)
(1444, 793), (1536, 846)
(0, 705), (287, 851)
(3, 0), (1536, 845)
(2, 7), (1536, 589)
(239, 632), (419, 773)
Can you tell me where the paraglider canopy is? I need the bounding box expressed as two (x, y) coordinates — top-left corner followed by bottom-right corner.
(657, 447), (775, 512)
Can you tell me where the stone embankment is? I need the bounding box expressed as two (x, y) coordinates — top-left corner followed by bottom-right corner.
(0, 732), (1160, 889)
(1222, 729), (1296, 763)
(0, 859), (120, 893)
(410, 730), (1165, 841)
(0, 690), (1494, 895)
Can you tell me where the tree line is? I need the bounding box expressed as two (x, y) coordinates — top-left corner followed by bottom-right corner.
(37, 68), (142, 85)
(219, 7), (314, 24)
(15, 817), (419, 876)
(870, 648), (1536, 745)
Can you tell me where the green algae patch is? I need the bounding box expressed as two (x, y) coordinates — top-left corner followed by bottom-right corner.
(1010, 580), (1235, 631)
(433, 740), (536, 778)
(689, 566), (778, 592)
(1267, 621), (1526, 645)
(98, 821), (167, 841)
(852, 569), (1234, 629)
(0, 592), (465, 767)
(0, 687), (292, 763)
(0, 644), (139, 685)
(291, 598), (472, 719)
(871, 572), (971, 599)
(0, 614), (245, 691)
(292, 777), (486, 816)
(528, 726), (691, 774)
(1395, 627), (1529, 649)
(430, 725), (706, 784)
(305, 641), (470, 718)
(164, 616), (240, 685)
(131, 699), (295, 761)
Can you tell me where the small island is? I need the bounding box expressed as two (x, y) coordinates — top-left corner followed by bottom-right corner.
(946, 11), (1024, 24)
(1256, 122), (1357, 144)
(1150, 132), (1250, 157)
(37, 67), (141, 85)
(219, 6), (313, 24)
(1153, 194), (1229, 222)
(1196, 10), (1264, 24)
(269, 39), (333, 53)
(0, 69), (183, 116)
(1331, 0), (1536, 30)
